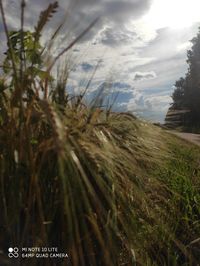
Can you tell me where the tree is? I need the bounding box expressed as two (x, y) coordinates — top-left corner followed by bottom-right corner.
(172, 77), (185, 108)
(171, 27), (200, 126)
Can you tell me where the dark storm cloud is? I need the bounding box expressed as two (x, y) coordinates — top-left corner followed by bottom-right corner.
(99, 26), (137, 46)
(101, 0), (151, 21)
(58, 0), (152, 21)
(0, 0), (152, 46)
(63, 0), (152, 44)
(134, 71), (156, 81)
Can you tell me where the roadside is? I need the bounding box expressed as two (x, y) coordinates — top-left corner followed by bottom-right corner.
(169, 131), (200, 147)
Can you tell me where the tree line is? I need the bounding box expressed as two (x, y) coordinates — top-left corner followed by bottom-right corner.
(171, 27), (200, 127)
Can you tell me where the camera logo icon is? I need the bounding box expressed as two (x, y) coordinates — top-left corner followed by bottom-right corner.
(8, 247), (19, 258)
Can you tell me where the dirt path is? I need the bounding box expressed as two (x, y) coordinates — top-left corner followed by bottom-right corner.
(170, 131), (200, 147)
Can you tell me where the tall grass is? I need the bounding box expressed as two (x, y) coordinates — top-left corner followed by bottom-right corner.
(0, 1), (137, 265)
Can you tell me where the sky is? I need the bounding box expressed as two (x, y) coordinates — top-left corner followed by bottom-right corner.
(1, 0), (200, 122)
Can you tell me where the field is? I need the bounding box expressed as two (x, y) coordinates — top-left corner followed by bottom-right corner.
(1, 109), (200, 265)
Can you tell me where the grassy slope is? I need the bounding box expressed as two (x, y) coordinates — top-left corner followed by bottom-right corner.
(109, 114), (200, 265)
(1, 107), (200, 266)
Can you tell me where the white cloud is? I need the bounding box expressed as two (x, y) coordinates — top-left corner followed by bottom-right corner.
(0, 0), (199, 123)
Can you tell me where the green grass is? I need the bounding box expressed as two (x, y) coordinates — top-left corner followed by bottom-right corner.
(153, 139), (200, 265)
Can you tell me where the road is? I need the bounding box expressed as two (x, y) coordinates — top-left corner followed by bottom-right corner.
(170, 131), (200, 147)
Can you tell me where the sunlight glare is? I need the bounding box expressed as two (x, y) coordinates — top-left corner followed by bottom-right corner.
(144, 0), (200, 29)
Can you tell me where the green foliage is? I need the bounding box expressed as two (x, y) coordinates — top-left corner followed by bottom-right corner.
(171, 27), (200, 126)
(153, 141), (200, 265)
(172, 77), (185, 107)
(3, 30), (48, 79)
(4, 31), (41, 64)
